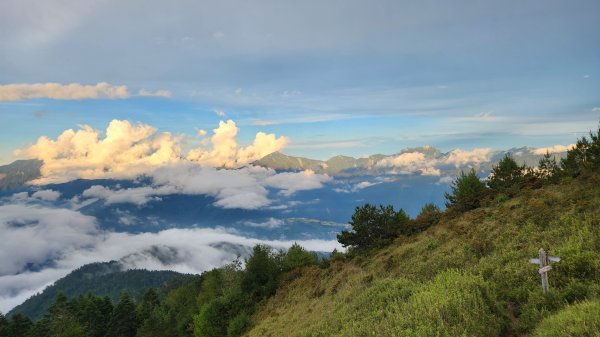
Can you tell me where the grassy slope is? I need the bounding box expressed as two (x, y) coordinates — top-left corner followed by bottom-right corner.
(246, 174), (600, 337)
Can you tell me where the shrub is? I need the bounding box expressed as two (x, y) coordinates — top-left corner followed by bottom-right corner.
(411, 203), (442, 232)
(444, 169), (487, 212)
(532, 300), (600, 337)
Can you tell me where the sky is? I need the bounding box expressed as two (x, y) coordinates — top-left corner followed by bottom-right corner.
(1, 0), (599, 164)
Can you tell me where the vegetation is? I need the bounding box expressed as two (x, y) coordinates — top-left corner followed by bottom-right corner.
(337, 204), (410, 252)
(444, 169), (487, 211)
(7, 261), (185, 321)
(6, 124), (600, 337)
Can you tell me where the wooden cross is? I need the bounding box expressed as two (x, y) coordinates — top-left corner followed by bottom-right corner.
(529, 248), (560, 293)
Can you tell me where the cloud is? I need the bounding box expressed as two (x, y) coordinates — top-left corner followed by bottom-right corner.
(214, 109), (226, 117)
(137, 89), (172, 98)
(0, 82), (172, 101)
(0, 82), (129, 101)
(81, 185), (175, 206)
(376, 152), (441, 176)
(150, 164), (271, 209)
(186, 120), (289, 168)
(242, 218), (285, 229)
(0, 204), (98, 276)
(18, 119), (288, 184)
(0, 205), (341, 313)
(474, 111), (493, 120)
(443, 148), (492, 167)
(17, 119), (182, 184)
(591, 107), (600, 112)
(254, 120), (277, 126)
(532, 144), (575, 155)
(263, 170), (332, 196)
(31, 189), (61, 201)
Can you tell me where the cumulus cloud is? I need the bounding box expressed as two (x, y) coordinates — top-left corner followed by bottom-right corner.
(17, 119), (182, 184)
(17, 119), (288, 184)
(0, 205), (341, 313)
(376, 152), (441, 176)
(31, 189), (61, 201)
(532, 144), (575, 155)
(186, 120), (288, 168)
(443, 148), (492, 167)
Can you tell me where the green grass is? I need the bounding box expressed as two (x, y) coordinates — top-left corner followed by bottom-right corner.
(246, 174), (600, 336)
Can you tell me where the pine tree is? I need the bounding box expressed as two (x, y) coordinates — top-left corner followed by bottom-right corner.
(337, 204), (411, 251)
(106, 293), (139, 337)
(445, 169), (487, 211)
(7, 313), (33, 337)
(137, 288), (160, 321)
(487, 154), (524, 194)
(0, 311), (8, 337)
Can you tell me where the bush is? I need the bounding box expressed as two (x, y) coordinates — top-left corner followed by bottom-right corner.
(337, 204), (410, 252)
(532, 300), (600, 337)
(445, 169), (487, 212)
(226, 312), (251, 337)
(411, 203), (442, 232)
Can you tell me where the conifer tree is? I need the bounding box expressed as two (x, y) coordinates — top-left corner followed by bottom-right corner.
(107, 293), (139, 337)
(445, 169), (487, 211)
(487, 154), (524, 194)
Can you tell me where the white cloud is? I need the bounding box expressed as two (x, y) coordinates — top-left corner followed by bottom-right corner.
(532, 144), (575, 155)
(242, 218), (285, 229)
(443, 148), (492, 167)
(0, 205), (341, 313)
(17, 119), (182, 184)
(214, 109), (226, 117)
(0, 82), (171, 101)
(263, 170), (332, 196)
(376, 152), (441, 176)
(31, 189), (61, 201)
(186, 120), (288, 168)
(0, 82), (129, 101)
(591, 107), (600, 112)
(18, 119), (288, 184)
(138, 89), (172, 98)
(81, 185), (175, 206)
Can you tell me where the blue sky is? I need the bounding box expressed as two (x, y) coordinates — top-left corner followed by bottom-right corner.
(1, 0), (599, 164)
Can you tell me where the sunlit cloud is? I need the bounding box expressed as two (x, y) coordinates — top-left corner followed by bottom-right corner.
(17, 119), (289, 184)
(532, 144), (575, 155)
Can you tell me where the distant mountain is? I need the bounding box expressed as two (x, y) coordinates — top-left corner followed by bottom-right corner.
(8, 261), (189, 321)
(0, 159), (42, 190)
(253, 146), (562, 176)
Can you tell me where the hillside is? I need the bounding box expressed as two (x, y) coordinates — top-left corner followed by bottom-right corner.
(246, 173), (600, 336)
(8, 261), (187, 321)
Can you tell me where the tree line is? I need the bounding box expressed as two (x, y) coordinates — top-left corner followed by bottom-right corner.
(337, 125), (600, 253)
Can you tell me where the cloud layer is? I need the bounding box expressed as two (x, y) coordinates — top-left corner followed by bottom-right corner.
(0, 204), (341, 313)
